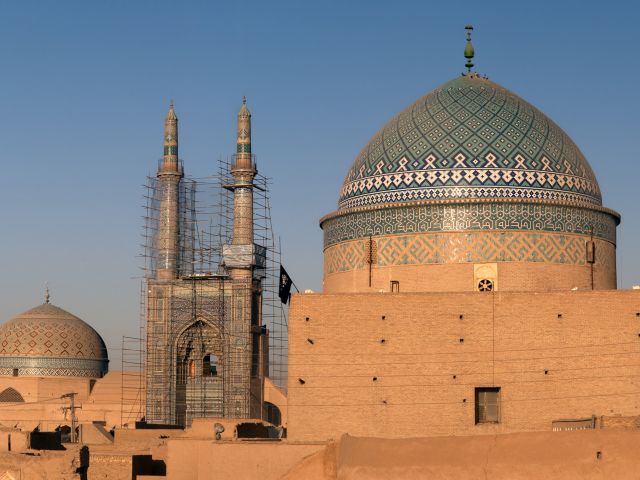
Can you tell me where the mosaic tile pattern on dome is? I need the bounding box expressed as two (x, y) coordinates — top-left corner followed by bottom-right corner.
(0, 304), (108, 362)
(322, 203), (617, 248)
(324, 232), (616, 274)
(339, 75), (601, 209)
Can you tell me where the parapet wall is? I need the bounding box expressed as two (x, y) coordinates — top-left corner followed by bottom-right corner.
(283, 430), (640, 480)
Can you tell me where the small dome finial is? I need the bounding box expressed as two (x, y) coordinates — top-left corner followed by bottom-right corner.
(44, 283), (50, 304)
(238, 96), (250, 117)
(165, 99), (177, 122)
(464, 25), (475, 73)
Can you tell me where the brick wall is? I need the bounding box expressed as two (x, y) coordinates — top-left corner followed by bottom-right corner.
(287, 290), (640, 441)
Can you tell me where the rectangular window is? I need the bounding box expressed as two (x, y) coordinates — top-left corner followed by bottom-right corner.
(475, 387), (500, 424)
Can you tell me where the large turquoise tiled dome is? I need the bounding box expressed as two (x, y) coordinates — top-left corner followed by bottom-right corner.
(339, 73), (602, 210)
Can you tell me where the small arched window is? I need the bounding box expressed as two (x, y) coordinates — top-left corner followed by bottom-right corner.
(0, 388), (24, 403)
(203, 354), (218, 377)
(188, 360), (196, 378)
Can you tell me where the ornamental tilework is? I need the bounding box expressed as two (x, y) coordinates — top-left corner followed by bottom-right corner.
(339, 75), (602, 209)
(0, 356), (106, 370)
(0, 367), (104, 378)
(324, 232), (615, 274)
(322, 203), (617, 248)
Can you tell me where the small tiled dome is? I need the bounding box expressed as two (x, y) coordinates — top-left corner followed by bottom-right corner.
(0, 301), (108, 378)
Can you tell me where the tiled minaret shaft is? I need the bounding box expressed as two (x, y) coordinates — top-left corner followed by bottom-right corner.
(224, 98), (258, 419)
(230, 97), (256, 275)
(157, 102), (183, 280)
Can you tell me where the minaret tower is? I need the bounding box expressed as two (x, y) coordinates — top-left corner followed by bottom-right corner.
(157, 101), (183, 280)
(223, 97), (263, 418)
(231, 96), (256, 262)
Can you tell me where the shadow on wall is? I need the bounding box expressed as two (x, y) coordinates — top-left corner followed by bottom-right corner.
(152, 459), (167, 475)
(29, 429), (64, 451)
(76, 446), (89, 480)
(236, 422), (283, 439)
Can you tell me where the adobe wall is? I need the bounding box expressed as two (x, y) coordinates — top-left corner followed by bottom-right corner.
(288, 290), (640, 441)
(164, 440), (324, 480)
(0, 429), (28, 453)
(0, 377), (91, 403)
(0, 446), (84, 479)
(0, 371), (142, 431)
(283, 430), (640, 480)
(264, 377), (287, 426)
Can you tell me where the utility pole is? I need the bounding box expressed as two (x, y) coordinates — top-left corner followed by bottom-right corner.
(61, 392), (80, 443)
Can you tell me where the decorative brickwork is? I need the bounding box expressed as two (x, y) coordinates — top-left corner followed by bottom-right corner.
(324, 232), (614, 274)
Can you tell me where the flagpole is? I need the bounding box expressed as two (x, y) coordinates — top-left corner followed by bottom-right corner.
(279, 236), (299, 293)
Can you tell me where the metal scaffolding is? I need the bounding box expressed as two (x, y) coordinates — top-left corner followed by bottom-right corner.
(130, 157), (287, 427)
(120, 334), (144, 427)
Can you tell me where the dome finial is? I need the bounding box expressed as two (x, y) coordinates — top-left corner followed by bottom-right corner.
(464, 25), (475, 73)
(165, 100), (177, 121)
(238, 96), (250, 117)
(44, 283), (50, 304)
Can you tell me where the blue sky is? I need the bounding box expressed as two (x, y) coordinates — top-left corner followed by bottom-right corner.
(1, 0), (639, 365)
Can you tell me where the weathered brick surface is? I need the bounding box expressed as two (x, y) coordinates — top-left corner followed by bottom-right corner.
(288, 290), (640, 441)
(600, 415), (640, 430)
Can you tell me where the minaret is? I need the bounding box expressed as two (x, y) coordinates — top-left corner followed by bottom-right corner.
(231, 97), (256, 255)
(223, 97), (260, 419)
(157, 101), (183, 280)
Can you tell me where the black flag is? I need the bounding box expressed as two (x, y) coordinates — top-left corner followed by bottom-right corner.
(279, 265), (293, 304)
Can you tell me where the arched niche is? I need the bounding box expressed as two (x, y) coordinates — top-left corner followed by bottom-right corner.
(0, 388), (24, 403)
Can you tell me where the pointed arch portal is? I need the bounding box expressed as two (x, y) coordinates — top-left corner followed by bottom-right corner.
(175, 320), (224, 426)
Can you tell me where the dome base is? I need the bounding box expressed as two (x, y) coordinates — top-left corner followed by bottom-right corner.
(323, 230), (616, 293)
